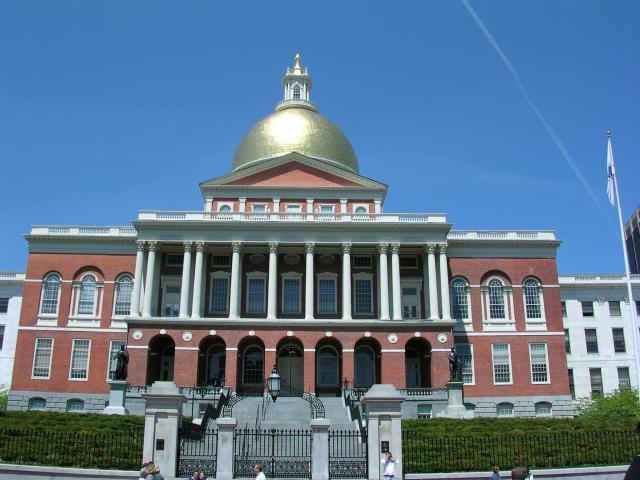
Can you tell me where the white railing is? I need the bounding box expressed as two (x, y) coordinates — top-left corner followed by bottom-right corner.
(137, 210), (449, 224)
(559, 274), (640, 284)
(0, 272), (25, 280)
(448, 230), (557, 241)
(30, 226), (137, 237)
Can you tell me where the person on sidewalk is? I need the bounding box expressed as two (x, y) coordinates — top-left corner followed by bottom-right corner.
(254, 464), (266, 480)
(381, 452), (399, 480)
(489, 466), (501, 479)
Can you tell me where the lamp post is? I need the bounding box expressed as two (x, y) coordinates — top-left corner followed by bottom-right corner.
(267, 364), (281, 402)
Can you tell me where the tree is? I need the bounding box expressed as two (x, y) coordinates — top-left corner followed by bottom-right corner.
(575, 389), (640, 420)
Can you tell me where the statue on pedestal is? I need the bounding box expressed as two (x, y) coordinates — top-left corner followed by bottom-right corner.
(113, 345), (129, 381)
(448, 347), (462, 382)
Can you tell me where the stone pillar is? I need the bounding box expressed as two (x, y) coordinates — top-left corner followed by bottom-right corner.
(306, 198), (314, 221)
(142, 241), (158, 317)
(305, 242), (315, 320)
(225, 347), (238, 391)
(142, 382), (185, 478)
(426, 243), (439, 320)
(390, 243), (402, 320)
(191, 242), (205, 319)
(179, 242), (193, 318)
(361, 385), (405, 480)
(229, 242), (242, 319)
(422, 254), (429, 320)
(378, 243), (390, 321)
(239, 198), (246, 213)
(340, 199), (348, 221)
(130, 241), (146, 317)
(216, 417), (237, 480)
(267, 242), (278, 320)
(436, 381), (473, 419)
(103, 380), (128, 415)
(342, 243), (352, 320)
(310, 418), (331, 480)
(438, 243), (451, 320)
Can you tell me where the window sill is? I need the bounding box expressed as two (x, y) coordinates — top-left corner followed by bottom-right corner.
(37, 317), (58, 327)
(68, 317), (101, 327)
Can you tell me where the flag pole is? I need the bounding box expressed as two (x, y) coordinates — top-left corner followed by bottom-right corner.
(608, 130), (640, 391)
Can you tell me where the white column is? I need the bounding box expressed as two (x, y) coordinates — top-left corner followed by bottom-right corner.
(306, 198), (314, 221)
(342, 243), (352, 320)
(340, 199), (348, 221)
(422, 253), (430, 320)
(130, 241), (146, 317)
(305, 242), (315, 320)
(229, 242), (242, 319)
(438, 243), (451, 320)
(142, 241), (158, 317)
(378, 243), (390, 320)
(374, 200), (382, 214)
(426, 243), (439, 320)
(179, 242), (193, 318)
(191, 242), (205, 318)
(239, 198), (246, 213)
(272, 198), (280, 220)
(391, 243), (402, 320)
(267, 242), (278, 320)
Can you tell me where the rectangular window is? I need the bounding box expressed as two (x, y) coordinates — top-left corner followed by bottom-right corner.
(609, 301), (621, 316)
(32, 338), (54, 379)
(165, 253), (183, 267)
(589, 367), (603, 396)
(561, 301), (567, 317)
(529, 343), (550, 383)
(0, 325), (4, 349)
(636, 301), (640, 316)
(582, 301), (594, 317)
(564, 329), (571, 354)
(212, 255), (230, 267)
(319, 205), (335, 214)
(399, 256), (418, 269)
(69, 339), (90, 380)
(0, 298), (8, 313)
(246, 277), (266, 314)
(210, 277), (229, 314)
(282, 277), (301, 314)
(612, 328), (626, 353)
(568, 369), (575, 400)
(618, 367), (631, 390)
(456, 344), (474, 384)
(352, 255), (372, 269)
(318, 278), (337, 314)
(108, 340), (127, 380)
(354, 278), (373, 314)
(163, 286), (180, 317)
(417, 404), (432, 419)
(492, 344), (511, 384)
(585, 328), (599, 353)
(252, 204), (267, 213)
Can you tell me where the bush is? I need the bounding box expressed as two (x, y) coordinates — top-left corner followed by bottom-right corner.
(0, 386), (7, 411)
(0, 411), (144, 433)
(575, 389), (640, 420)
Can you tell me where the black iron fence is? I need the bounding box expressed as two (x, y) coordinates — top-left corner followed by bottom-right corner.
(177, 429), (218, 478)
(328, 429), (368, 479)
(0, 428), (143, 470)
(403, 429), (640, 473)
(233, 428), (312, 478)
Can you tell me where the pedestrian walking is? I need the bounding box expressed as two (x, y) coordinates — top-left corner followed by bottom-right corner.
(254, 463), (266, 480)
(381, 452), (399, 480)
(489, 466), (501, 479)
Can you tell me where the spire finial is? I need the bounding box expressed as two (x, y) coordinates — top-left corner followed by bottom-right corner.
(607, 130), (612, 139)
(292, 53), (303, 74)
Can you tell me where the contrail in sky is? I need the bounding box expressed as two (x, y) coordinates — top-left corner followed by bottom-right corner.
(461, 0), (606, 214)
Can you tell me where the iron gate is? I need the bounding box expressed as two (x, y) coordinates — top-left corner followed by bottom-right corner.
(177, 429), (218, 478)
(233, 428), (312, 478)
(328, 429), (368, 479)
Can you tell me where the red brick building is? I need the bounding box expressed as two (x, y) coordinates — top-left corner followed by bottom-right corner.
(8, 55), (572, 417)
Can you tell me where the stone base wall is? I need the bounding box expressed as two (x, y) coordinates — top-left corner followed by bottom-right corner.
(8, 390), (108, 413)
(467, 395), (574, 418)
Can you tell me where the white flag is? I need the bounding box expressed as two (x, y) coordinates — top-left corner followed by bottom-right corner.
(607, 136), (616, 207)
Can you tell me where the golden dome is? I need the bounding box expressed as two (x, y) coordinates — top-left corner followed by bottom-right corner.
(232, 106), (359, 173)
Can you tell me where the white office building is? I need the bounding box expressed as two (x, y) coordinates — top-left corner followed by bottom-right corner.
(0, 272), (24, 389)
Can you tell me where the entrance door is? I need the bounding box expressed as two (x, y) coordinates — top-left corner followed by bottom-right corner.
(277, 344), (304, 395)
(401, 281), (421, 319)
(405, 348), (421, 388)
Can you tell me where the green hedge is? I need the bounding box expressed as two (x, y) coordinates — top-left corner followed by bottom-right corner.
(402, 419), (640, 473)
(0, 411), (144, 433)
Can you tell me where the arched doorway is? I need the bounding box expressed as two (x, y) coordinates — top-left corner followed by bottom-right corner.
(315, 339), (342, 397)
(147, 335), (175, 384)
(198, 336), (226, 386)
(237, 337), (265, 396)
(405, 338), (431, 388)
(354, 339), (381, 388)
(276, 339), (304, 395)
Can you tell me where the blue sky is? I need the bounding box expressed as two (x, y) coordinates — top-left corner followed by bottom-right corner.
(1, 1), (638, 274)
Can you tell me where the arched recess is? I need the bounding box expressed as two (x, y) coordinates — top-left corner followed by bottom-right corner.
(198, 336), (227, 387)
(147, 335), (175, 384)
(354, 338), (381, 388)
(237, 336), (265, 396)
(315, 338), (342, 397)
(276, 337), (304, 395)
(405, 338), (432, 388)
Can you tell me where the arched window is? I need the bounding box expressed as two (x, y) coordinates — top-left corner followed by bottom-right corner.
(451, 278), (470, 320)
(205, 343), (226, 386)
(242, 345), (264, 386)
(488, 279), (505, 319)
(496, 402), (514, 417)
(355, 206), (367, 214)
(316, 346), (339, 387)
(77, 274), (97, 315)
(535, 401), (552, 417)
(66, 399), (85, 412)
(113, 274), (133, 316)
(28, 397), (46, 411)
(40, 273), (61, 315)
(354, 345), (376, 387)
(523, 278), (542, 319)
(219, 204), (232, 213)
(293, 84), (301, 99)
